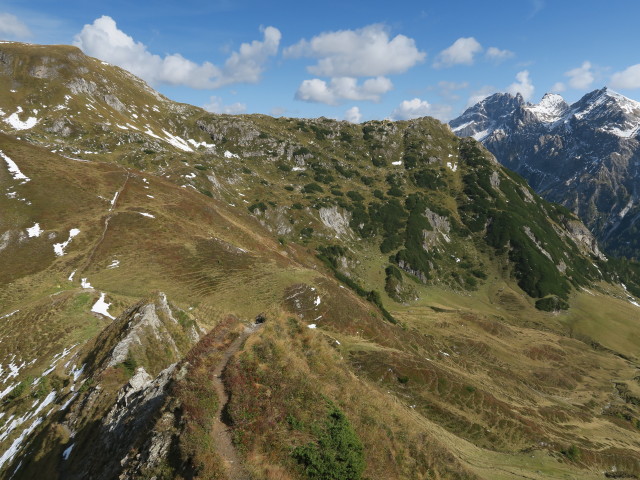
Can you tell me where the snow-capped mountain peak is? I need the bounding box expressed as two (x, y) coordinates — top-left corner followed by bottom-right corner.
(449, 86), (640, 258)
(524, 93), (569, 123)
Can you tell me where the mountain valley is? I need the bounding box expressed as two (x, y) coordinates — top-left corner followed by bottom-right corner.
(0, 42), (640, 480)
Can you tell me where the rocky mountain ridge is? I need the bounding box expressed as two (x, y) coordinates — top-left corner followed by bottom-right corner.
(450, 87), (640, 257)
(1, 41), (640, 479)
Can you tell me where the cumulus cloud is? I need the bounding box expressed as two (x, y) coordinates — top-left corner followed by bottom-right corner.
(507, 70), (534, 100)
(295, 76), (393, 105)
(550, 82), (566, 93)
(0, 12), (31, 38)
(437, 80), (469, 100)
(486, 46), (514, 63)
(284, 24), (425, 77)
(565, 61), (594, 89)
(391, 98), (452, 122)
(611, 64), (640, 89)
(345, 106), (362, 123)
(73, 16), (280, 89)
(203, 96), (247, 114)
(434, 37), (482, 68)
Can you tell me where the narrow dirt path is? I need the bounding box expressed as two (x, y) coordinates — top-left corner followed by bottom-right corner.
(79, 168), (130, 275)
(211, 323), (260, 480)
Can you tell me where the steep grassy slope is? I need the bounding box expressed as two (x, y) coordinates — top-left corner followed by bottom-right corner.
(1, 42), (640, 479)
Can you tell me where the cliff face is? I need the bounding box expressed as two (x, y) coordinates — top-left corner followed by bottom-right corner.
(451, 88), (640, 258)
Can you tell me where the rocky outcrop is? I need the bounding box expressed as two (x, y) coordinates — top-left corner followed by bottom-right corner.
(319, 206), (353, 238)
(422, 208), (451, 249)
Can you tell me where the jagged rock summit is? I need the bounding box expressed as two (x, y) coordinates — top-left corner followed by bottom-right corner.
(450, 87), (640, 257)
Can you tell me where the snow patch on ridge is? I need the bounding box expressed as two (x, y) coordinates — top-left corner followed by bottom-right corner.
(53, 229), (80, 256)
(92, 293), (114, 319)
(4, 107), (38, 131)
(1, 150), (30, 183)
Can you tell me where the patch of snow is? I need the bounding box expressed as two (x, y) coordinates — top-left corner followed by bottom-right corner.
(91, 293), (114, 319)
(1, 150), (30, 182)
(446, 162), (458, 172)
(60, 392), (78, 411)
(161, 129), (193, 152)
(26, 223), (42, 238)
(0, 416), (43, 469)
(525, 93), (568, 122)
(138, 212), (155, 218)
(146, 194), (154, 198)
(69, 364), (84, 382)
(188, 139), (215, 149)
(0, 310), (19, 320)
(107, 259), (120, 269)
(314, 296), (321, 306)
(291, 166), (305, 171)
(144, 128), (161, 140)
(307, 324), (317, 329)
(451, 121), (473, 133)
(32, 391), (56, 417)
(68, 270), (76, 281)
(472, 129), (490, 141)
(224, 150), (239, 159)
(4, 107), (38, 130)
(53, 228), (80, 256)
(62, 443), (74, 460)
(110, 191), (119, 209)
(80, 278), (92, 289)
(115, 124), (129, 130)
(391, 160), (402, 166)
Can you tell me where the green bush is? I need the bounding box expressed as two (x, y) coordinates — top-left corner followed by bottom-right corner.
(292, 403), (365, 480)
(346, 191), (364, 202)
(248, 201), (267, 213)
(302, 183), (324, 194)
(535, 296), (569, 312)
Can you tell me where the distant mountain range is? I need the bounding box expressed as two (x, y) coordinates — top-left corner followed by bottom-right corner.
(450, 87), (640, 258)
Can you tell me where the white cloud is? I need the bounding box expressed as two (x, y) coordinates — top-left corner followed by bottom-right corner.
(550, 82), (566, 93)
(466, 86), (496, 107)
(434, 37), (482, 68)
(270, 106), (287, 116)
(391, 98), (452, 122)
(0, 12), (31, 38)
(486, 46), (514, 63)
(295, 76), (393, 105)
(345, 106), (362, 123)
(610, 64), (640, 89)
(203, 96), (247, 114)
(284, 24), (425, 77)
(73, 16), (280, 89)
(507, 70), (534, 100)
(437, 80), (469, 100)
(565, 61), (594, 89)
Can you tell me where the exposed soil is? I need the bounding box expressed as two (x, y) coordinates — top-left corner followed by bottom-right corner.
(211, 323), (260, 480)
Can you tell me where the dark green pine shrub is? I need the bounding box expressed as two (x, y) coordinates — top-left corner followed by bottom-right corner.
(535, 296), (570, 312)
(292, 403), (365, 480)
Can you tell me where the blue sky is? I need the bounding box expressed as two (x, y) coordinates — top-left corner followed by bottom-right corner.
(2, 0), (640, 122)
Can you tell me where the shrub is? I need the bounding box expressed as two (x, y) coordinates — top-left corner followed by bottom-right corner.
(346, 191), (364, 202)
(292, 403), (365, 480)
(302, 183), (324, 194)
(535, 296), (569, 312)
(248, 201), (267, 213)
